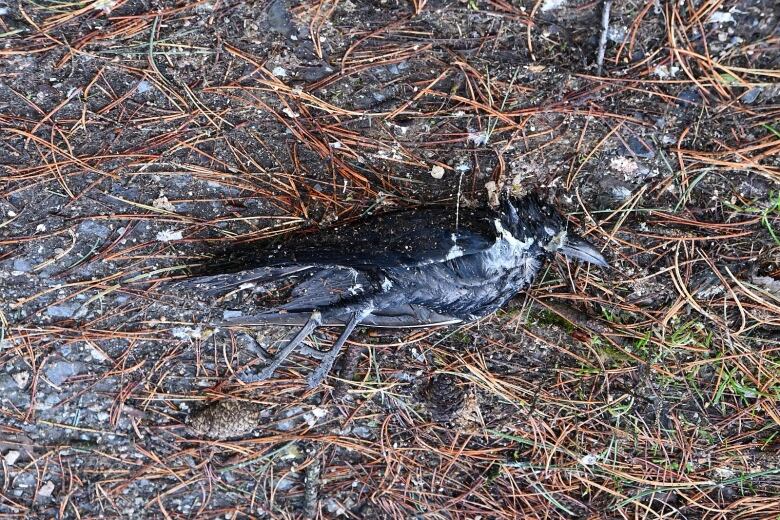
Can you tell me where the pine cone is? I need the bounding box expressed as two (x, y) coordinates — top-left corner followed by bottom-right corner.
(187, 400), (263, 439)
(424, 374), (468, 424)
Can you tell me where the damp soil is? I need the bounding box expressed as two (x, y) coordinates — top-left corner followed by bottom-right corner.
(1, 0), (779, 518)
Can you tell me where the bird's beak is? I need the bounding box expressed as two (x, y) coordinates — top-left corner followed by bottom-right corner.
(560, 234), (608, 267)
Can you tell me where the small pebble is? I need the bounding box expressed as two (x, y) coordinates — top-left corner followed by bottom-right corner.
(156, 229), (183, 242)
(4, 450), (20, 466)
(223, 309), (243, 320)
(12, 371), (29, 389)
(46, 303), (80, 319)
(12, 258), (32, 273)
(580, 454), (598, 466)
(742, 88), (761, 104)
(137, 80), (152, 93)
(38, 481), (55, 498)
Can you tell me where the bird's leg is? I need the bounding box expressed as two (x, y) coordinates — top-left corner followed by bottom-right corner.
(239, 311), (322, 383)
(298, 345), (327, 360)
(306, 306), (372, 388)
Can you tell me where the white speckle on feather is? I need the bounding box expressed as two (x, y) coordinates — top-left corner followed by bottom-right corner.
(521, 256), (541, 277)
(271, 66), (288, 77)
(381, 277), (393, 291)
(445, 233), (465, 260)
(347, 284), (363, 296)
(494, 219), (534, 252)
(544, 230), (568, 252)
(446, 244), (464, 260)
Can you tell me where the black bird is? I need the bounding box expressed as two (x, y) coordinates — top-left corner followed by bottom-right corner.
(180, 192), (607, 388)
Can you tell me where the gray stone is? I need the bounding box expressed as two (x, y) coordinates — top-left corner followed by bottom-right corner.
(45, 360), (84, 386)
(78, 220), (111, 238)
(620, 136), (655, 159)
(46, 303), (80, 319)
(12, 258), (32, 272)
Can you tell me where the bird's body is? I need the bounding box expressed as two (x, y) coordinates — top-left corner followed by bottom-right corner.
(181, 193), (606, 387)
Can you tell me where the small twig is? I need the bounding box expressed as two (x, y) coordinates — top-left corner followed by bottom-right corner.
(303, 451), (322, 520)
(596, 0), (613, 76)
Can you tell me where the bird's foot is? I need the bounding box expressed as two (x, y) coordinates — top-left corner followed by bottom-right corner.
(238, 306), (370, 388)
(237, 367), (270, 384)
(306, 308), (370, 388)
(238, 345), (328, 383)
(238, 312), (321, 383)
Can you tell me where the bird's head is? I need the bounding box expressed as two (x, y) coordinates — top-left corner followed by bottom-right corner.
(499, 193), (608, 267)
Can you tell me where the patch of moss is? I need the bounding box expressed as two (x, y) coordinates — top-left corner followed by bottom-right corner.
(529, 308), (575, 333)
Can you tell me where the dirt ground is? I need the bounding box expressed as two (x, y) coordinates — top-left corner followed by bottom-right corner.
(1, 0), (779, 518)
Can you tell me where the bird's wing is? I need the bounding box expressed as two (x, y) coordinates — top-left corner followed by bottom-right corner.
(264, 206), (498, 269)
(220, 267), (463, 327)
(174, 206), (497, 297)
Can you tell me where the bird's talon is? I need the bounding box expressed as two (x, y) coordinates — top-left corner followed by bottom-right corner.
(237, 368), (268, 383)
